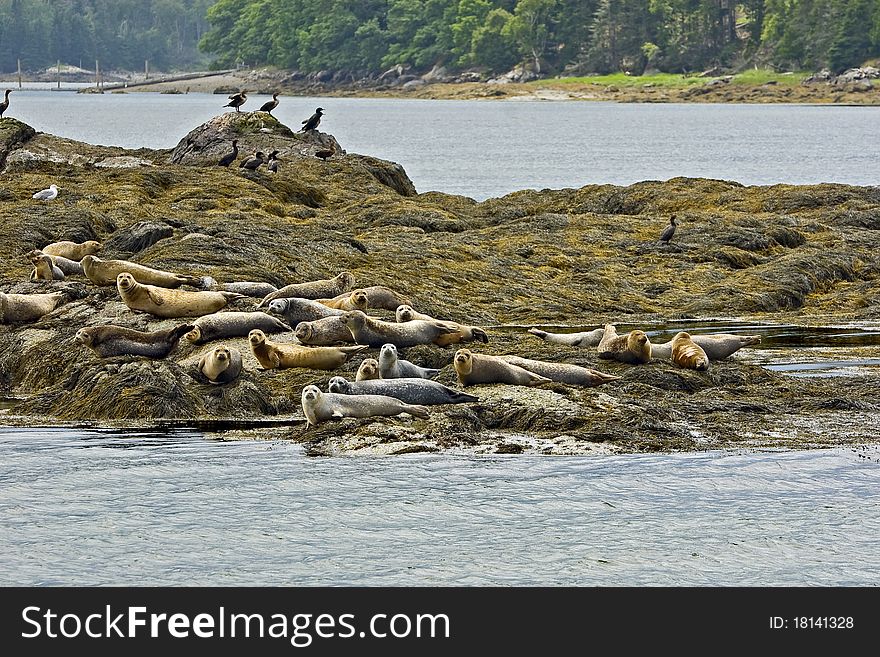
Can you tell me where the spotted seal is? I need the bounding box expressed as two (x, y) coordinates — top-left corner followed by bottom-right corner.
(248, 329), (366, 370)
(198, 345), (243, 384)
(395, 305), (488, 346)
(294, 316), (354, 345)
(259, 271), (355, 306)
(650, 333), (761, 360)
(82, 255), (202, 288)
(378, 343), (439, 379)
(499, 356), (620, 386)
(42, 240), (101, 261)
(185, 311), (291, 344)
(453, 349), (549, 387)
(301, 384), (430, 427)
(212, 281), (279, 298)
(116, 272), (243, 318)
(527, 327), (604, 347)
(76, 324), (193, 358)
(0, 291), (64, 324)
(29, 253), (65, 280)
(266, 297), (344, 326)
(670, 332), (710, 371)
(597, 325), (652, 364)
(328, 376), (478, 405)
(342, 310), (459, 348)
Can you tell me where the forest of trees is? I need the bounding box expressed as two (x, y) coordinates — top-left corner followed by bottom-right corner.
(0, 0), (213, 72)
(1, 0), (879, 76)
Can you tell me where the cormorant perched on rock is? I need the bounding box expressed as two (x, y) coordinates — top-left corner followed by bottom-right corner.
(0, 89), (12, 117)
(218, 140), (239, 167)
(239, 151), (265, 170)
(32, 184), (59, 201)
(224, 90), (247, 112)
(315, 144), (336, 161)
(300, 107), (324, 132)
(259, 92), (280, 115)
(659, 215), (677, 244)
(266, 150), (280, 173)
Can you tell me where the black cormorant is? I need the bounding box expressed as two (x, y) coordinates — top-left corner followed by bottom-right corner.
(659, 215), (677, 244)
(300, 107), (324, 132)
(239, 151), (265, 170)
(0, 89), (12, 118)
(259, 92), (280, 115)
(224, 90), (247, 112)
(218, 140), (239, 167)
(266, 150), (280, 173)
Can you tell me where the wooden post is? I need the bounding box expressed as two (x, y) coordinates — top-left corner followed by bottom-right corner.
(145, 60), (149, 79)
(57, 60), (61, 89)
(95, 60), (99, 89)
(17, 59), (22, 88)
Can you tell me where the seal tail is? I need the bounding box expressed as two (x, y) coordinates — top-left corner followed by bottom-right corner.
(451, 391), (479, 403)
(589, 370), (621, 386)
(527, 328), (548, 339)
(170, 324), (197, 344)
(423, 368), (441, 379)
(742, 335), (762, 346)
(406, 404), (430, 420)
(471, 327), (489, 343)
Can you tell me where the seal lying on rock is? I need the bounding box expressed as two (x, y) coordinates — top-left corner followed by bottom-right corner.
(266, 297), (344, 326)
(294, 316), (355, 345)
(378, 343), (439, 379)
(317, 289), (369, 311)
(649, 333), (761, 360)
(198, 345), (243, 384)
(597, 325), (652, 364)
(29, 253), (65, 280)
(83, 255), (202, 288)
(185, 311), (291, 344)
(330, 286), (411, 311)
(0, 291), (65, 324)
(527, 327), (604, 347)
(117, 272), (244, 318)
(670, 332), (710, 371)
(212, 281), (278, 298)
(28, 250), (83, 277)
(76, 324), (193, 358)
(499, 356), (620, 387)
(343, 310), (460, 348)
(259, 271), (355, 306)
(395, 305), (488, 346)
(356, 358), (380, 381)
(42, 240), (101, 261)
(328, 376), (478, 405)
(248, 329), (366, 370)
(301, 384), (429, 427)
(453, 349), (549, 387)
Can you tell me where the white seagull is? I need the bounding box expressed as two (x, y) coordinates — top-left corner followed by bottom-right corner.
(32, 184), (59, 201)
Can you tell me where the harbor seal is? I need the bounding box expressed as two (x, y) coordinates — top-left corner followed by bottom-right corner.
(670, 332), (710, 371)
(378, 343), (439, 379)
(527, 327), (604, 347)
(82, 255), (201, 288)
(343, 310), (460, 348)
(42, 240), (101, 261)
(294, 315), (355, 345)
(266, 297), (344, 326)
(395, 305), (489, 346)
(198, 346), (243, 384)
(28, 250), (83, 277)
(29, 253), (65, 280)
(117, 272), (244, 318)
(499, 356), (620, 387)
(259, 271), (355, 306)
(356, 358), (380, 381)
(317, 289), (369, 311)
(0, 291), (64, 324)
(76, 324), (193, 358)
(301, 384), (429, 427)
(650, 333), (762, 360)
(185, 311), (292, 344)
(331, 286), (411, 311)
(597, 325), (652, 364)
(453, 349), (549, 387)
(212, 281), (278, 298)
(328, 376), (478, 405)
(248, 329), (367, 370)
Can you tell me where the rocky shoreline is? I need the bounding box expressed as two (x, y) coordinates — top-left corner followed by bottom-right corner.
(1, 112), (879, 455)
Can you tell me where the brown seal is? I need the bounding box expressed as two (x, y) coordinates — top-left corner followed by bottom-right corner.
(29, 253), (65, 281)
(76, 324), (193, 358)
(356, 358), (380, 381)
(343, 310), (460, 348)
(395, 305), (488, 347)
(317, 289), (369, 311)
(301, 384), (429, 427)
(453, 349), (549, 387)
(185, 311), (292, 344)
(41, 240), (101, 261)
(0, 291), (64, 324)
(527, 327), (604, 347)
(248, 329), (367, 370)
(294, 316), (355, 345)
(82, 255), (201, 288)
(198, 345), (243, 384)
(670, 332), (710, 371)
(597, 325), (652, 364)
(116, 272), (243, 318)
(499, 356), (620, 387)
(329, 286), (411, 311)
(259, 271), (355, 306)
(28, 250), (83, 277)
(650, 333), (761, 360)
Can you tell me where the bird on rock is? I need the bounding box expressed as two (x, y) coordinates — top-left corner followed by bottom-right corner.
(266, 150), (280, 173)
(315, 144), (336, 161)
(0, 89), (11, 117)
(259, 92), (280, 115)
(239, 151), (265, 170)
(224, 90), (247, 112)
(300, 107), (324, 132)
(218, 140), (239, 167)
(659, 215), (677, 244)
(32, 184), (59, 201)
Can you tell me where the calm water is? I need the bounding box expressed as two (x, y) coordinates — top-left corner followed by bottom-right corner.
(5, 89), (879, 199)
(1, 427), (878, 586)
